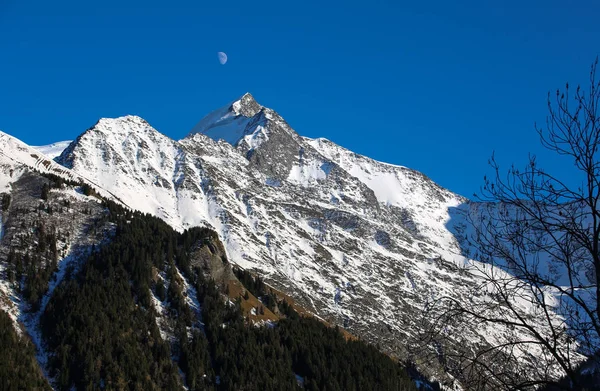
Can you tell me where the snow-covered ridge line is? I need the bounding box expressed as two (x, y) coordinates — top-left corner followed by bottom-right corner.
(303, 136), (409, 169)
(0, 131), (128, 208)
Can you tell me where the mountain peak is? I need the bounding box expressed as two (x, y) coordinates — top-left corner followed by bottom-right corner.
(187, 93), (263, 145)
(95, 115), (149, 129)
(231, 93), (262, 117)
(56, 114), (169, 172)
(79, 115), (160, 141)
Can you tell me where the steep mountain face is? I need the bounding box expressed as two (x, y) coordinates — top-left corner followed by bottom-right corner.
(41, 93), (578, 386)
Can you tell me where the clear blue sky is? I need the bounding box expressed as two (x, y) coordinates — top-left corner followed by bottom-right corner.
(1, 0), (598, 197)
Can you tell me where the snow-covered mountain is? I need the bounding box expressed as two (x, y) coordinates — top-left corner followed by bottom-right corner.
(0, 94), (584, 387)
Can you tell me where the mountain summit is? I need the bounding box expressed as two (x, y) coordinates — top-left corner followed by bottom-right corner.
(189, 92), (263, 145)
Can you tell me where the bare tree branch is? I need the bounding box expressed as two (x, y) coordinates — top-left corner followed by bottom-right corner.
(420, 59), (600, 390)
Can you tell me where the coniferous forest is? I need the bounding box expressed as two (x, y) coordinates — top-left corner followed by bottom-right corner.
(0, 173), (432, 391)
(0, 311), (51, 390)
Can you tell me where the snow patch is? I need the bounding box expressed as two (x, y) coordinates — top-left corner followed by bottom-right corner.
(33, 141), (72, 160)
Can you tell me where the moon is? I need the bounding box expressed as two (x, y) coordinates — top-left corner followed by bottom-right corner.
(217, 52), (228, 65)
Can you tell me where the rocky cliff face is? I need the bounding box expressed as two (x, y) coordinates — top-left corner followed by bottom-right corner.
(0, 94), (582, 387)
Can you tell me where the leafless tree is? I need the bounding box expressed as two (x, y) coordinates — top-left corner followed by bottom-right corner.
(421, 59), (600, 390)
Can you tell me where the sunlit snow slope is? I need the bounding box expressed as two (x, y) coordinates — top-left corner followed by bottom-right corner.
(33, 141), (72, 160)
